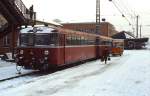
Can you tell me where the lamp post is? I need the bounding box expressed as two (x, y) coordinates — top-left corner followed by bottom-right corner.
(136, 15), (139, 38)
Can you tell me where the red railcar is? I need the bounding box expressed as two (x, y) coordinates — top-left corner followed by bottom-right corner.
(111, 39), (124, 56)
(15, 25), (112, 70)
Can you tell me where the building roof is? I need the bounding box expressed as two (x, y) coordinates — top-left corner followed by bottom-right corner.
(112, 31), (136, 39)
(62, 22), (113, 25)
(36, 20), (62, 27)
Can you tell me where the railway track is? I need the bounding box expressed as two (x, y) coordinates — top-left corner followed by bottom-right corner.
(0, 68), (58, 83)
(0, 59), (91, 83)
(0, 71), (39, 82)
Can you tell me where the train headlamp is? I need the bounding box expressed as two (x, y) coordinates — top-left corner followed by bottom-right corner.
(19, 56), (23, 59)
(20, 50), (24, 54)
(44, 50), (49, 55)
(44, 57), (48, 60)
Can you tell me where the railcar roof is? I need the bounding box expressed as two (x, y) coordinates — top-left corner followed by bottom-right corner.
(57, 27), (112, 40)
(20, 25), (56, 33)
(20, 25), (112, 40)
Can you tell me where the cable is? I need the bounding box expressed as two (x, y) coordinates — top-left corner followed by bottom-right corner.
(115, 0), (137, 26)
(110, 0), (132, 26)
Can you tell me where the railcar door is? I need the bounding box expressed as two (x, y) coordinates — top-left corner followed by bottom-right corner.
(58, 33), (66, 65)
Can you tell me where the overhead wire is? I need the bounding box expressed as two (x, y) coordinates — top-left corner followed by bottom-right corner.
(110, 0), (132, 25)
(109, 0), (137, 33)
(116, 0), (137, 26)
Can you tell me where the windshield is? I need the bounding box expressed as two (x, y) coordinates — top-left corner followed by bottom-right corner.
(20, 33), (59, 46)
(20, 33), (34, 46)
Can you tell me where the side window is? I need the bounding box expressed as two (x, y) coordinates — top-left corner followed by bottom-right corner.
(35, 34), (50, 45)
(27, 33), (35, 46)
(20, 33), (31, 46)
(88, 37), (95, 45)
(66, 35), (72, 45)
(81, 36), (85, 45)
(71, 35), (76, 45)
(77, 36), (81, 45)
(101, 40), (111, 46)
(49, 33), (59, 46)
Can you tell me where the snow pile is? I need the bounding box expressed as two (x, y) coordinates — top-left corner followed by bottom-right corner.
(20, 26), (55, 33)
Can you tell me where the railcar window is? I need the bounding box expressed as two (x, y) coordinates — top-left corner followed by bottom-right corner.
(35, 34), (50, 45)
(66, 35), (71, 45)
(101, 40), (112, 45)
(49, 33), (59, 46)
(28, 33), (35, 46)
(66, 35), (96, 46)
(81, 36), (85, 45)
(77, 36), (81, 45)
(20, 33), (35, 46)
(88, 38), (95, 45)
(20, 33), (59, 46)
(59, 34), (64, 46)
(20, 34), (28, 46)
(71, 35), (77, 45)
(35, 33), (59, 46)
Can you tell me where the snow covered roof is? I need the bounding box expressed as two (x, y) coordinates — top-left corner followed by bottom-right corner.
(124, 32), (135, 39)
(36, 20), (62, 26)
(112, 31), (135, 39)
(20, 25), (56, 33)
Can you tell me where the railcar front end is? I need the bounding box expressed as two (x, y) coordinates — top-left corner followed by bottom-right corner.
(15, 25), (113, 71)
(111, 39), (124, 56)
(15, 26), (65, 70)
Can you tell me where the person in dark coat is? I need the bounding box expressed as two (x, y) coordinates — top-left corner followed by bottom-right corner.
(29, 5), (34, 19)
(103, 47), (109, 64)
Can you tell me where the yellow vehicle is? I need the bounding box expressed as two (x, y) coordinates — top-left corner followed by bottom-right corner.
(112, 39), (124, 56)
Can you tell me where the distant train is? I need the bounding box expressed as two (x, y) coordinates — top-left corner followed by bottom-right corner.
(15, 25), (112, 70)
(111, 39), (124, 56)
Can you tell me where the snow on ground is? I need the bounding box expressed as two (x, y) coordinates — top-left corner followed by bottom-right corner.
(0, 49), (150, 96)
(0, 60), (34, 80)
(0, 60), (14, 68)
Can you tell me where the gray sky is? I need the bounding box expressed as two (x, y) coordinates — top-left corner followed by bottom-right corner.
(22, 0), (150, 36)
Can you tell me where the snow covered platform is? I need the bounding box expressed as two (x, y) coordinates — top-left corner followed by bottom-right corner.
(0, 60), (34, 81)
(0, 50), (150, 96)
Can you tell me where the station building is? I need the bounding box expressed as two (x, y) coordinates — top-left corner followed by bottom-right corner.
(62, 22), (118, 37)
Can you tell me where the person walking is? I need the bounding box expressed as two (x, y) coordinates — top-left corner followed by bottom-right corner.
(29, 5), (34, 20)
(103, 47), (109, 64)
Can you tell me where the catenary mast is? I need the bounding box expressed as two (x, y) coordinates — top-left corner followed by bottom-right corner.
(96, 0), (100, 57)
(96, 0), (100, 35)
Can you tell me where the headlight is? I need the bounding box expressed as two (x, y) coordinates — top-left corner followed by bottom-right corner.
(20, 50), (24, 54)
(19, 56), (23, 59)
(44, 50), (49, 55)
(44, 57), (48, 60)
